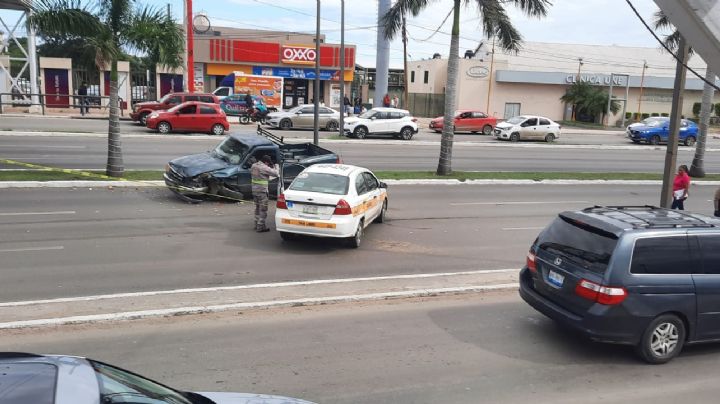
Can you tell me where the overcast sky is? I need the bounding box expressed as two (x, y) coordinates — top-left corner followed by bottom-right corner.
(1, 0), (666, 68)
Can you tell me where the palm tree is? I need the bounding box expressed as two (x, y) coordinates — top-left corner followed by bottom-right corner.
(560, 81), (620, 123)
(654, 10), (714, 178)
(29, 0), (183, 177)
(382, 0), (551, 175)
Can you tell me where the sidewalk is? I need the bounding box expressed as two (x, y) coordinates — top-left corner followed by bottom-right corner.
(0, 109), (132, 120)
(0, 269), (518, 329)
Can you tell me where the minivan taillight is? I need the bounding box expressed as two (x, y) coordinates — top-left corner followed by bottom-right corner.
(526, 250), (537, 273)
(575, 279), (627, 305)
(333, 199), (353, 215)
(277, 193), (287, 209)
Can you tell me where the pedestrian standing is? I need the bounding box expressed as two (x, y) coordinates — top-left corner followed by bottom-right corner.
(714, 187), (720, 217)
(382, 93), (391, 107)
(393, 95), (400, 108)
(343, 96), (351, 116)
(354, 96), (362, 115)
(251, 155), (279, 232)
(671, 164), (691, 210)
(78, 82), (89, 116)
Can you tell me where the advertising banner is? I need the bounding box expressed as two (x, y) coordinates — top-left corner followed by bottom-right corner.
(252, 66), (342, 81)
(194, 63), (205, 91)
(233, 74), (283, 109)
(44, 68), (69, 108)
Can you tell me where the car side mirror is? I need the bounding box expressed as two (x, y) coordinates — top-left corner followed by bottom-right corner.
(379, 182), (388, 189)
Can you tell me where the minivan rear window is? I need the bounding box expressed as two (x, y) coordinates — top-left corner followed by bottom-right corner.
(536, 216), (618, 274)
(0, 362), (57, 404)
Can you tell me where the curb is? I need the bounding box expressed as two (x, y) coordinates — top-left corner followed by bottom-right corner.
(2, 179), (720, 189)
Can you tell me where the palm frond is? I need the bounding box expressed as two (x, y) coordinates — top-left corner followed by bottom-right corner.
(28, 0), (104, 39)
(653, 9), (672, 30)
(381, 0), (435, 40)
(498, 0), (552, 18)
(123, 4), (184, 69)
(480, 1), (523, 53)
(98, 0), (133, 30)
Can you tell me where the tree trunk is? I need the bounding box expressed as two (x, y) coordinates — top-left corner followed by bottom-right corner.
(689, 69), (715, 178)
(436, 0), (460, 176)
(106, 59), (124, 177)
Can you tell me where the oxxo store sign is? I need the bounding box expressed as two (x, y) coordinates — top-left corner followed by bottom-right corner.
(282, 46), (317, 65)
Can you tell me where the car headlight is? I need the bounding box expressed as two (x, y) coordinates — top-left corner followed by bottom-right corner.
(150, 113), (159, 119)
(165, 163), (171, 173)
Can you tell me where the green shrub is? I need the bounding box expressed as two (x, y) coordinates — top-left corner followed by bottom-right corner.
(651, 112), (660, 117)
(661, 113), (669, 117)
(693, 102), (702, 117)
(715, 103), (720, 117)
(625, 112), (632, 119)
(642, 113), (650, 119)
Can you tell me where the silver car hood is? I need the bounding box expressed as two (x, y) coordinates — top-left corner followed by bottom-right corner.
(197, 391), (316, 404)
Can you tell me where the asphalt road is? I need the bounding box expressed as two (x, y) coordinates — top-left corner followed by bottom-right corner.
(1, 132), (717, 172)
(4, 291), (720, 403)
(2, 184), (718, 302)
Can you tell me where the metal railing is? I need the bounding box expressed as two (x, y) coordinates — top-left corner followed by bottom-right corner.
(0, 92), (129, 116)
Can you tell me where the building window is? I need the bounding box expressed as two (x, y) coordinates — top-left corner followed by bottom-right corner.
(411, 71), (415, 83)
(504, 103), (521, 119)
(423, 71), (429, 84)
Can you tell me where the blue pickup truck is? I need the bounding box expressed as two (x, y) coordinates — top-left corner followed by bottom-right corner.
(164, 127), (339, 203)
(626, 117), (699, 146)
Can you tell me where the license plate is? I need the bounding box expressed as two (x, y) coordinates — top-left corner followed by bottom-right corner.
(547, 270), (565, 288)
(302, 205), (319, 214)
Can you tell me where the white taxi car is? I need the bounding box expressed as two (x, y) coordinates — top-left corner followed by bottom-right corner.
(275, 164), (388, 248)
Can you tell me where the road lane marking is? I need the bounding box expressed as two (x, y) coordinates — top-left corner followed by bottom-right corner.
(502, 227), (545, 231)
(0, 268), (518, 308)
(0, 283), (519, 329)
(451, 200), (589, 206)
(0, 145), (86, 149)
(0, 210), (75, 216)
(0, 246), (64, 253)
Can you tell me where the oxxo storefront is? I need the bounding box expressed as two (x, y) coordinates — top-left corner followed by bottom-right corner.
(192, 28), (355, 110)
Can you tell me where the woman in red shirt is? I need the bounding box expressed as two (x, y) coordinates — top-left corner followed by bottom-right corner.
(672, 164), (690, 210)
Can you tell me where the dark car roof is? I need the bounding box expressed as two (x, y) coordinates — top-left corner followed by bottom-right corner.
(229, 133), (275, 147)
(560, 206), (717, 237)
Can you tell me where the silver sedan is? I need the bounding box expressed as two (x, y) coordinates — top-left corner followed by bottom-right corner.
(266, 105), (341, 131)
(1, 352), (315, 404)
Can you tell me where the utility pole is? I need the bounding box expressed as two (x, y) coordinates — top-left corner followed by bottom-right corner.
(636, 60), (647, 121)
(339, 0), (345, 135)
(485, 36), (495, 114)
(572, 58), (583, 120)
(402, 13), (409, 110)
(375, 0), (391, 107)
(660, 36), (689, 208)
(576, 57), (584, 79)
(313, 0), (321, 145)
(186, 0), (194, 93)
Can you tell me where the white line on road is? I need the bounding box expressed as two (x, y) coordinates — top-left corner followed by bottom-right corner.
(0, 283), (519, 330)
(0, 268), (518, 308)
(0, 145), (86, 149)
(0, 246), (64, 253)
(0, 210), (75, 216)
(451, 200), (589, 206)
(502, 227), (546, 231)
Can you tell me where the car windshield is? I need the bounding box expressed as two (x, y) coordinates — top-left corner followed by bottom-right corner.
(536, 216), (618, 274)
(359, 110), (377, 119)
(645, 120), (665, 127)
(289, 172), (349, 195)
(91, 360), (192, 404)
(158, 93), (173, 104)
(167, 103), (185, 113)
(642, 117), (665, 124)
(506, 116), (527, 124)
(213, 137), (249, 165)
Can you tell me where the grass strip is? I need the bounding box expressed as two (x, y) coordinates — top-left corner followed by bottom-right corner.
(3, 170), (720, 182)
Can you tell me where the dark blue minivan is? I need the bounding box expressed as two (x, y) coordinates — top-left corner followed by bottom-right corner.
(520, 206), (720, 363)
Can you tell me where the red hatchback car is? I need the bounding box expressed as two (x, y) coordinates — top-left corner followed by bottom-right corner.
(146, 101), (230, 136)
(429, 110), (498, 135)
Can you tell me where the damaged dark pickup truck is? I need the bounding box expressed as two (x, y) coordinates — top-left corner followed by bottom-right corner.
(164, 126), (339, 202)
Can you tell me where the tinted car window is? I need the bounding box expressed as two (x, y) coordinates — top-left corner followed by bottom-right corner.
(199, 105), (216, 115)
(0, 362), (57, 404)
(631, 236), (692, 274)
(166, 96), (181, 105)
(179, 105), (196, 114)
(355, 174), (368, 195)
(289, 173), (349, 195)
(472, 112), (487, 118)
(185, 95), (199, 102)
(363, 172), (378, 191)
(214, 88), (229, 96)
(536, 216), (618, 274)
(91, 361), (191, 404)
(539, 118), (551, 125)
(524, 118), (538, 126)
(300, 107), (314, 114)
(391, 112), (406, 119)
(199, 96), (215, 103)
(697, 235), (720, 274)
(320, 107), (333, 114)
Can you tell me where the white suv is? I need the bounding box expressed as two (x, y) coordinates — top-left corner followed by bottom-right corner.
(343, 107), (418, 140)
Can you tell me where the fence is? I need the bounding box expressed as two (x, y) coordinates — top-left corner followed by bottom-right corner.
(407, 93), (445, 118)
(0, 92), (127, 116)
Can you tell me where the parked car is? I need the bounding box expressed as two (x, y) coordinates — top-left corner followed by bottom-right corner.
(343, 107), (418, 140)
(146, 101), (229, 136)
(625, 116), (667, 135)
(626, 117), (698, 146)
(494, 115), (561, 142)
(266, 104), (341, 131)
(429, 110), (497, 135)
(164, 126), (339, 203)
(276, 164), (387, 248)
(131, 92), (219, 125)
(0, 352), (315, 403)
(519, 205), (720, 364)
(220, 94), (268, 118)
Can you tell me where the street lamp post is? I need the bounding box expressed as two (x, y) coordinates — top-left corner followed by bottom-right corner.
(339, 0), (345, 136)
(313, 0), (321, 145)
(186, 0), (194, 93)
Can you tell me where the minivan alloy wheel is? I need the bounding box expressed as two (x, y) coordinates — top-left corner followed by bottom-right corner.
(651, 322), (679, 357)
(637, 314), (686, 364)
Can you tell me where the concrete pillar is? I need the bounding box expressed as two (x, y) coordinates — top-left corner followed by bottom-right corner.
(26, 9), (41, 113)
(374, 0), (391, 107)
